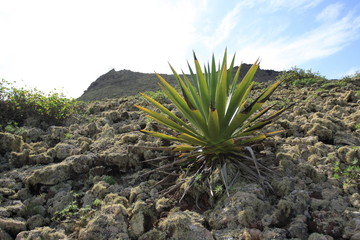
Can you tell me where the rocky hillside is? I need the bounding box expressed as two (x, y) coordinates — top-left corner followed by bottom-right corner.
(0, 79), (359, 239)
(78, 64), (280, 101)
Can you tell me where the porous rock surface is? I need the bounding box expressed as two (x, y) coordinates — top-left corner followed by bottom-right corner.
(0, 79), (359, 239)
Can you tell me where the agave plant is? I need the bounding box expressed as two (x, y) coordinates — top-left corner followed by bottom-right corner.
(135, 50), (288, 199)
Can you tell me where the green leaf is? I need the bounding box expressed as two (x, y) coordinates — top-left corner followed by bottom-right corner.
(169, 65), (197, 111)
(224, 82), (280, 138)
(140, 93), (189, 127)
(207, 108), (220, 142)
(135, 104), (201, 139)
(215, 50), (229, 122)
(193, 52), (211, 119)
(225, 61), (259, 123)
(177, 133), (208, 146)
(157, 75), (207, 133)
(172, 144), (196, 152)
(209, 54), (217, 107)
(141, 130), (189, 144)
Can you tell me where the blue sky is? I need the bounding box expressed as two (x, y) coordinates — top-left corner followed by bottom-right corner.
(1, 0), (360, 98)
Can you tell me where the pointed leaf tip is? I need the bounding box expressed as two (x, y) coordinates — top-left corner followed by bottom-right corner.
(193, 51), (197, 61)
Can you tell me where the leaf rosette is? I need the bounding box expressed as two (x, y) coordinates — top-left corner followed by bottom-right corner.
(135, 50), (289, 199)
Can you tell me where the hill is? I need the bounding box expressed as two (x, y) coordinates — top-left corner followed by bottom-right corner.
(0, 79), (359, 239)
(78, 64), (280, 101)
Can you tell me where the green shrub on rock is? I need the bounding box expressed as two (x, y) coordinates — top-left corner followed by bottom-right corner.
(341, 70), (360, 81)
(0, 79), (82, 129)
(275, 67), (326, 86)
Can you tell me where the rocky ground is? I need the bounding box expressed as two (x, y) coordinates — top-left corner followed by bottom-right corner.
(0, 79), (359, 240)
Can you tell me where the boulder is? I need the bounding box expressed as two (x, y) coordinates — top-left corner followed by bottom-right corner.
(15, 226), (67, 240)
(128, 200), (156, 238)
(0, 217), (26, 236)
(207, 188), (269, 229)
(158, 210), (214, 240)
(0, 227), (12, 240)
(78, 203), (129, 240)
(46, 190), (74, 215)
(68, 153), (97, 174)
(103, 152), (131, 169)
(260, 228), (289, 240)
(138, 229), (166, 240)
(308, 232), (334, 240)
(18, 127), (44, 143)
(52, 143), (75, 160)
(48, 126), (68, 141)
(0, 133), (23, 154)
(26, 214), (48, 229)
(25, 160), (73, 186)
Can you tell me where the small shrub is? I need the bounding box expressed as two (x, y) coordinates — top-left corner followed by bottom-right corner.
(64, 133), (74, 139)
(275, 66), (326, 86)
(142, 90), (166, 101)
(78, 205), (95, 225)
(214, 185), (223, 195)
(321, 80), (347, 88)
(0, 79), (82, 129)
(52, 201), (79, 221)
(291, 78), (322, 86)
(4, 121), (18, 133)
(341, 71), (360, 81)
(333, 159), (360, 185)
(102, 175), (116, 185)
(92, 198), (102, 208)
(353, 71), (360, 78)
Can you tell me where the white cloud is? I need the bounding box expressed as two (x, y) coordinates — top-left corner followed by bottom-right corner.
(233, 0), (323, 12)
(316, 3), (343, 22)
(199, 0), (326, 54)
(344, 67), (360, 77)
(265, 0), (323, 11)
(199, 1), (359, 72)
(203, 2), (243, 49)
(238, 10), (360, 71)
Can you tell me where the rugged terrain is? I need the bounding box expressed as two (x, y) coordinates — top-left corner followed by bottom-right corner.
(0, 79), (359, 240)
(78, 65), (280, 101)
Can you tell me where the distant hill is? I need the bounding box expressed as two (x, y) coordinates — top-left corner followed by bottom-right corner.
(78, 64), (280, 101)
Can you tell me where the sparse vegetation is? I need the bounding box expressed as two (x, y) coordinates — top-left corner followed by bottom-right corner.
(341, 70), (360, 81)
(276, 66), (326, 86)
(92, 198), (102, 208)
(333, 159), (360, 186)
(214, 185), (223, 195)
(0, 79), (82, 130)
(52, 201), (79, 221)
(142, 90), (166, 101)
(102, 175), (116, 185)
(64, 133), (74, 139)
(3, 121), (19, 133)
(321, 80), (348, 88)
